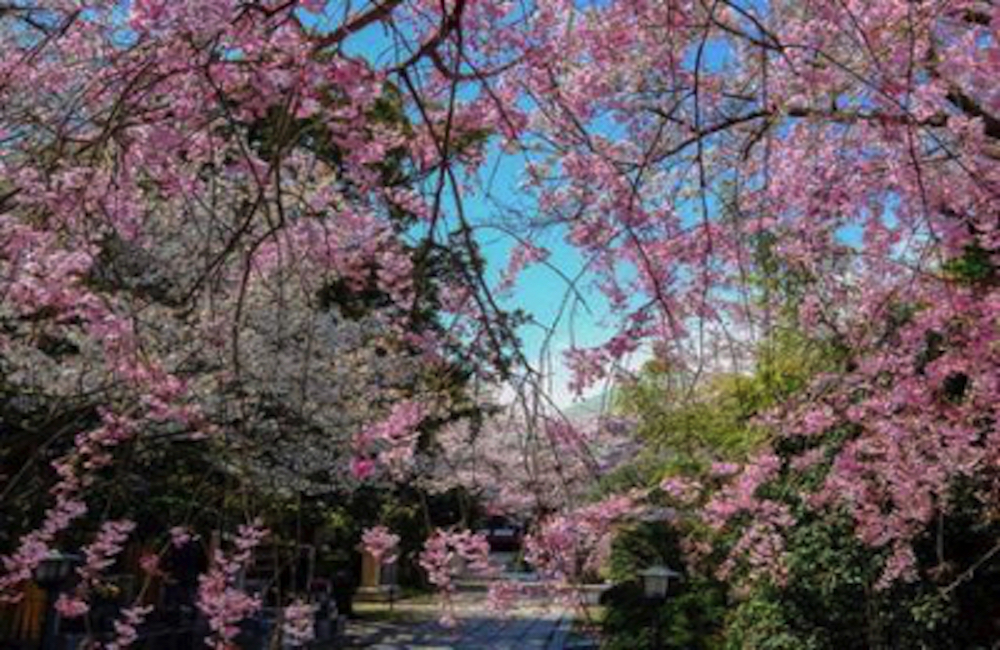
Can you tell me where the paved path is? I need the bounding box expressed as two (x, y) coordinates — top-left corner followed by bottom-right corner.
(338, 593), (593, 649)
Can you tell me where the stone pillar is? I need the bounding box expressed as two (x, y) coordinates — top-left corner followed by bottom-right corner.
(360, 551), (382, 589)
(355, 552), (399, 602)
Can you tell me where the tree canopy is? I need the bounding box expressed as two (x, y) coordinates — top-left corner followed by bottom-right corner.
(1, 0), (998, 647)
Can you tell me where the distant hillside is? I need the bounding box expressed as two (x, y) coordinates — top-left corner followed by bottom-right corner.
(563, 390), (617, 422)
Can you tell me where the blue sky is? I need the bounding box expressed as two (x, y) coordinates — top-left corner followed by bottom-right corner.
(303, 1), (885, 405)
(316, 7), (624, 404)
(468, 145), (621, 404)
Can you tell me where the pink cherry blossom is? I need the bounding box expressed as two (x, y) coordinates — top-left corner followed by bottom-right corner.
(419, 529), (497, 626)
(352, 400), (429, 478)
(78, 520), (136, 585)
(108, 605), (154, 650)
(282, 600), (316, 647)
(54, 595), (90, 619)
(197, 521), (268, 649)
(169, 527), (192, 549)
(362, 526), (401, 565)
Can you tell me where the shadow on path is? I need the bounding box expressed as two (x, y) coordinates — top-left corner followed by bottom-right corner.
(334, 594), (598, 649)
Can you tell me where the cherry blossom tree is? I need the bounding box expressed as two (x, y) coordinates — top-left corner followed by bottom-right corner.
(0, 0), (522, 642)
(497, 0), (1000, 597)
(1, 0), (999, 645)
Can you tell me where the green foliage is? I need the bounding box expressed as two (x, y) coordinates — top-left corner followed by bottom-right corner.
(602, 307), (845, 647)
(602, 578), (729, 650)
(721, 508), (998, 649)
(615, 321), (837, 479)
(723, 593), (823, 650)
(602, 224), (1000, 649)
(722, 510), (877, 649)
(607, 522), (685, 583)
(942, 243), (998, 286)
(615, 364), (763, 473)
(708, 465), (1000, 649)
(593, 454), (664, 498)
(601, 239), (883, 648)
(603, 522), (728, 649)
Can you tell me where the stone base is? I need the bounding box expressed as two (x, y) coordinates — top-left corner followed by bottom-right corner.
(315, 615), (348, 641)
(354, 585), (400, 602)
(578, 583), (612, 605)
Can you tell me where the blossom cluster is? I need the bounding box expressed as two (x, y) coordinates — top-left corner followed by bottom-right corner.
(361, 526), (401, 565)
(197, 521), (269, 649)
(352, 400), (429, 479)
(108, 605), (154, 650)
(282, 600), (317, 647)
(418, 529), (496, 627)
(52, 519), (137, 621)
(524, 494), (636, 588)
